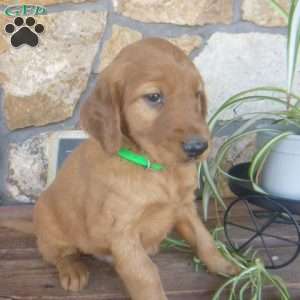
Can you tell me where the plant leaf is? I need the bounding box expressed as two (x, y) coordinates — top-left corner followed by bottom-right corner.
(267, 0), (289, 20)
(287, 0), (300, 97)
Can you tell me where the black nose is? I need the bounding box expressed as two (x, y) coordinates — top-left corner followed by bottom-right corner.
(182, 138), (208, 158)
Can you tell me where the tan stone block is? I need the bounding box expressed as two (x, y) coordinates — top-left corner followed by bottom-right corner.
(114, 0), (234, 26)
(0, 15), (10, 54)
(0, 36), (9, 55)
(4, 93), (74, 129)
(97, 28), (202, 73)
(242, 0), (288, 27)
(98, 25), (142, 72)
(0, 11), (107, 130)
(167, 35), (202, 55)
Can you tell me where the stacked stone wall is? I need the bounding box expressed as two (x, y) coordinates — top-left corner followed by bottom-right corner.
(0, 0), (289, 202)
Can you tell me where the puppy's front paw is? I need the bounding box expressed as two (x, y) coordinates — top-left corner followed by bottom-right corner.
(59, 260), (90, 292)
(207, 256), (240, 277)
(220, 260), (240, 276)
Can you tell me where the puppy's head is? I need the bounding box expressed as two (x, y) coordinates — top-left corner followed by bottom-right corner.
(81, 38), (210, 166)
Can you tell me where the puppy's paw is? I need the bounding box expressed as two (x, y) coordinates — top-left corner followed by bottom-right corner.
(207, 256), (240, 277)
(59, 260), (90, 292)
(220, 260), (240, 276)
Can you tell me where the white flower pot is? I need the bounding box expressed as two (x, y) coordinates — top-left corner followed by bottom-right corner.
(256, 127), (300, 201)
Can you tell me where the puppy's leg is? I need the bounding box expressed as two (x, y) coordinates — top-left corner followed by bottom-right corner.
(112, 235), (167, 300)
(176, 203), (239, 276)
(37, 238), (89, 292)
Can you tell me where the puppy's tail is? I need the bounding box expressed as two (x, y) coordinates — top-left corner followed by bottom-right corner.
(0, 219), (35, 235)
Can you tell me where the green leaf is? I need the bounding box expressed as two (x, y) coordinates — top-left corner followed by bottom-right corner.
(202, 161), (226, 220)
(287, 0), (300, 98)
(239, 281), (251, 300)
(209, 94), (289, 131)
(201, 180), (212, 221)
(267, 0), (289, 20)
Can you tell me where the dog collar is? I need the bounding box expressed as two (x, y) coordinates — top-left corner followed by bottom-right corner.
(118, 148), (164, 171)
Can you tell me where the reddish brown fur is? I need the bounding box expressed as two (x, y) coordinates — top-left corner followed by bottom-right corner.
(2, 38), (239, 300)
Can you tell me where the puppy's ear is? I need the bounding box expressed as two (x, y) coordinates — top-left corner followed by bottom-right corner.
(80, 68), (122, 154)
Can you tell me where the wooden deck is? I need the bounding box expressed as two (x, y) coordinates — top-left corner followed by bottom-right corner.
(1, 204), (300, 299)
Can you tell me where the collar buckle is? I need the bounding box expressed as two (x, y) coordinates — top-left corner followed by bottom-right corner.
(146, 159), (151, 169)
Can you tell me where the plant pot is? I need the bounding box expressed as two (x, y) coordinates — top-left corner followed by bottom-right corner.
(256, 124), (300, 201)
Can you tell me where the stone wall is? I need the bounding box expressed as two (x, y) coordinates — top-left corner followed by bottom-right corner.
(0, 0), (289, 203)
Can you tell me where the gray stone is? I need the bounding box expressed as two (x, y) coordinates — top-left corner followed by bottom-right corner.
(7, 134), (49, 203)
(210, 135), (256, 198)
(194, 33), (300, 119)
(211, 135), (255, 165)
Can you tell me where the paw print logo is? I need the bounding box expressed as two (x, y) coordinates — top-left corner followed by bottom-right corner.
(5, 17), (44, 48)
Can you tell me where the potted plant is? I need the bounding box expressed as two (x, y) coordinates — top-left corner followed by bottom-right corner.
(200, 0), (300, 214)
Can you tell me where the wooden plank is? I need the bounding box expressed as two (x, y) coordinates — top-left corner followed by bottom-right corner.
(0, 204), (33, 220)
(0, 206), (222, 299)
(0, 246), (300, 299)
(1, 204), (298, 254)
(1, 204), (300, 299)
(1, 226), (300, 299)
(0, 242), (223, 299)
(0, 228), (36, 250)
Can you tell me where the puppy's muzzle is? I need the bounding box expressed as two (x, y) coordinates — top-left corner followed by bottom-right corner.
(182, 138), (208, 158)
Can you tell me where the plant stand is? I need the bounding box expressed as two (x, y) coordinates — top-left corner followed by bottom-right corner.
(224, 163), (300, 269)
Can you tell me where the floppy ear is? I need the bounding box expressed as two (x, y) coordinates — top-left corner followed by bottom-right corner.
(80, 68), (122, 154)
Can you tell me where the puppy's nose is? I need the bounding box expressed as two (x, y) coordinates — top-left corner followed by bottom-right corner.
(182, 138), (208, 158)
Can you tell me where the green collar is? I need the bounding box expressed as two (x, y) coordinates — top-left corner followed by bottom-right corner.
(118, 147), (164, 171)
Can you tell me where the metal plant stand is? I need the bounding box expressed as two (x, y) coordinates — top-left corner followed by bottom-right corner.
(224, 163), (300, 269)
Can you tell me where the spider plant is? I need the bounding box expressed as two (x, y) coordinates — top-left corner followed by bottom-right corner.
(212, 228), (290, 300)
(199, 0), (300, 219)
(162, 228), (291, 299)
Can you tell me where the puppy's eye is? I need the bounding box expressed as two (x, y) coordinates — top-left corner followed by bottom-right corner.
(144, 93), (163, 105)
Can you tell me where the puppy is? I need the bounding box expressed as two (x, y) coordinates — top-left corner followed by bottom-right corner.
(1, 38), (238, 300)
